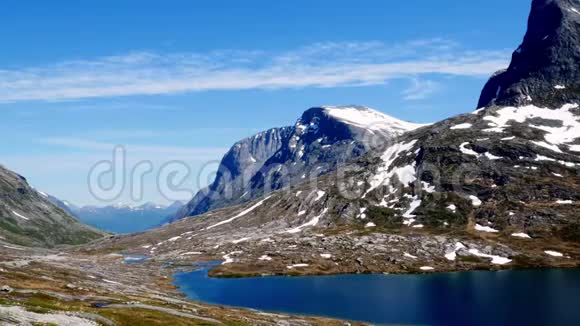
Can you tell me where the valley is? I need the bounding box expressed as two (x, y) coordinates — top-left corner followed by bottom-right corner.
(1, 0), (579, 325)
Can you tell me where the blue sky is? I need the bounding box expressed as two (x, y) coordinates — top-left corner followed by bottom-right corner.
(0, 0), (531, 206)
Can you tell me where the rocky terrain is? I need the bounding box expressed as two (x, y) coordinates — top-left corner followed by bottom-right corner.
(171, 106), (425, 222)
(0, 165), (106, 247)
(0, 245), (358, 325)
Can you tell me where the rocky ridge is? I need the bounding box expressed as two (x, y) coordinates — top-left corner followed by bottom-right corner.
(0, 165), (106, 247)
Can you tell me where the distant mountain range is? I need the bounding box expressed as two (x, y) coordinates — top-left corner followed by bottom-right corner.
(42, 198), (185, 234)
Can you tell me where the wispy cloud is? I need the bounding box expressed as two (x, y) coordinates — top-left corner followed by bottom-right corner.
(36, 137), (228, 160)
(0, 39), (510, 102)
(402, 78), (441, 101)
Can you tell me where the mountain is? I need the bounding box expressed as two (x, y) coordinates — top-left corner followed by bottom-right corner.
(40, 192), (80, 217)
(0, 165), (106, 247)
(478, 0), (579, 109)
(171, 106), (426, 222)
(74, 201), (184, 234)
(101, 0), (580, 276)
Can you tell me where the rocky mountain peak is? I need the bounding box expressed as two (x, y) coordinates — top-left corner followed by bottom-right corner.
(293, 106), (425, 149)
(172, 105), (425, 221)
(478, 0), (580, 109)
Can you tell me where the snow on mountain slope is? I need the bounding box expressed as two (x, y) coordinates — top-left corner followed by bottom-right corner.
(323, 106), (427, 134)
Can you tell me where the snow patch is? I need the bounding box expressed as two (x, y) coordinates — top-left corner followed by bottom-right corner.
(181, 252), (202, 256)
(232, 237), (251, 244)
(421, 181), (435, 193)
(484, 152), (502, 160)
(450, 123), (472, 130)
(469, 196), (482, 207)
(459, 142), (479, 157)
(445, 242), (466, 261)
(468, 249), (511, 265)
(544, 250), (563, 257)
(314, 190), (326, 201)
(483, 104), (580, 150)
(402, 197), (421, 219)
(285, 208), (328, 234)
(511, 233), (531, 239)
(459, 143), (501, 160)
(358, 208), (367, 219)
(206, 196), (272, 230)
(475, 224), (498, 233)
(532, 141), (562, 153)
(103, 279), (121, 285)
(222, 251), (243, 265)
(12, 211), (30, 220)
(364, 140), (418, 196)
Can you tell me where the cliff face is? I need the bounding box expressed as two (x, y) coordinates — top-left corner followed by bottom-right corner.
(478, 0), (580, 109)
(173, 126), (293, 221)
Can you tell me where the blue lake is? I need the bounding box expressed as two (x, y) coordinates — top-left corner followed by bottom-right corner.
(174, 265), (580, 326)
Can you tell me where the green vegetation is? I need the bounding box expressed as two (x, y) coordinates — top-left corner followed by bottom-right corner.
(419, 193), (468, 227)
(366, 206), (401, 227)
(558, 223), (580, 243)
(0, 292), (224, 326)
